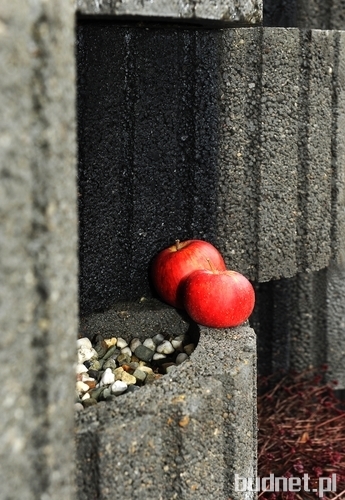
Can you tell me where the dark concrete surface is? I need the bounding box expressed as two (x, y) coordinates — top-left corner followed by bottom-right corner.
(77, 23), (345, 314)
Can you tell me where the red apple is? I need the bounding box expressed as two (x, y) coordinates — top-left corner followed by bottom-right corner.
(151, 239), (226, 308)
(183, 267), (255, 328)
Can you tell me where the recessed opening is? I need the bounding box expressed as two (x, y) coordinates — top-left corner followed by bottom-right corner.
(76, 19), (223, 407)
(76, 18), (221, 316)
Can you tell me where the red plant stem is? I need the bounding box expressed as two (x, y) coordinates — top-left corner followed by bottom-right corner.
(330, 488), (345, 500)
(314, 413), (345, 429)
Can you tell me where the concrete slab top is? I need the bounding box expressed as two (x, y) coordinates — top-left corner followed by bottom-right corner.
(76, 0), (263, 26)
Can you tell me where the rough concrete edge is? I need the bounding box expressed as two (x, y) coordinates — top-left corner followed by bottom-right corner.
(75, 0), (263, 26)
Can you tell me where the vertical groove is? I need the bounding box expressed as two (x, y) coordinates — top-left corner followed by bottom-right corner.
(29, 10), (51, 497)
(297, 29), (311, 272)
(331, 30), (345, 266)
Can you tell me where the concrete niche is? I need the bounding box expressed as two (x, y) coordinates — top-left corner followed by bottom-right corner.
(75, 2), (261, 499)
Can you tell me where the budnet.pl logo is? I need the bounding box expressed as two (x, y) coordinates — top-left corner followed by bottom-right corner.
(235, 473), (337, 498)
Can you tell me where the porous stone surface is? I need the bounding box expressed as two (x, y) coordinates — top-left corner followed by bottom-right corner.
(326, 262), (345, 388)
(77, 24), (345, 313)
(75, 317), (257, 500)
(80, 299), (191, 341)
(264, 0), (298, 27)
(0, 2), (78, 499)
(76, 0), (263, 26)
(216, 27), (340, 281)
(264, 0), (345, 29)
(253, 271), (329, 377)
(297, 0), (345, 30)
(258, 4), (345, 388)
(253, 264), (345, 390)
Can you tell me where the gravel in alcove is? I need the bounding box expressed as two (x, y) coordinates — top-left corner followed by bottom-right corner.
(75, 300), (198, 409)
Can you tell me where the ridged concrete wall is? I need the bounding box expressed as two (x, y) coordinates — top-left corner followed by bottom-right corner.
(0, 2), (78, 500)
(216, 27), (345, 282)
(77, 24), (345, 313)
(256, 0), (345, 388)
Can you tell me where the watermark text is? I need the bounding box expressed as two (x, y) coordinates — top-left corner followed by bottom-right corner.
(235, 473), (337, 498)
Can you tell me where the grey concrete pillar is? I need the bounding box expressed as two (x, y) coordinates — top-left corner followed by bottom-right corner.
(260, 1), (345, 387)
(0, 2), (78, 499)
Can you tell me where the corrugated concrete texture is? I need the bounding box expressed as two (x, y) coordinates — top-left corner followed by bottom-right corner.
(76, 0), (263, 26)
(252, 265), (345, 389)
(77, 24), (345, 313)
(297, 0), (345, 30)
(75, 315), (257, 500)
(217, 27), (344, 282)
(264, 0), (345, 29)
(0, 2), (78, 500)
(258, 2), (345, 387)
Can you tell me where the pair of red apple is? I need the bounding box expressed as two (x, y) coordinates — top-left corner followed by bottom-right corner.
(151, 239), (255, 328)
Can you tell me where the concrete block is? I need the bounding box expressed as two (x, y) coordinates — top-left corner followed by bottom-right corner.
(298, 30), (333, 271)
(331, 31), (345, 266)
(75, 314), (257, 500)
(0, 2), (78, 499)
(77, 24), (345, 312)
(216, 27), (262, 279)
(251, 30), (345, 387)
(253, 265), (345, 389)
(325, 262), (345, 388)
(76, 0), (263, 26)
(217, 28), (343, 281)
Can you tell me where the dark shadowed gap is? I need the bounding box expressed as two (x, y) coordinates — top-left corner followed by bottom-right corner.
(76, 20), (220, 315)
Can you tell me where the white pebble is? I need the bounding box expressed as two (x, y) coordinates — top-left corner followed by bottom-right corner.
(77, 337), (92, 349)
(176, 352), (188, 365)
(76, 363), (88, 374)
(121, 346), (132, 357)
(156, 340), (174, 355)
(138, 365), (153, 374)
(81, 392), (90, 401)
(184, 343), (196, 356)
(117, 337), (128, 349)
(101, 367), (115, 386)
(130, 337), (142, 352)
(152, 352), (166, 361)
(111, 380), (128, 395)
(81, 374), (95, 382)
(171, 339), (183, 350)
(143, 338), (156, 351)
(77, 346), (98, 364)
(76, 381), (90, 395)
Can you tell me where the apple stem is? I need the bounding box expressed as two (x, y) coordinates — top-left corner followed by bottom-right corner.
(175, 239), (180, 250)
(207, 258), (216, 273)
